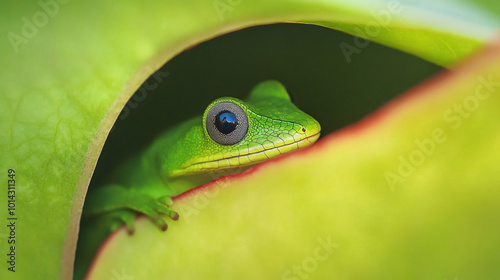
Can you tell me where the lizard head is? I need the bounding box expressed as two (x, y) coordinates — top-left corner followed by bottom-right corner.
(178, 80), (321, 175)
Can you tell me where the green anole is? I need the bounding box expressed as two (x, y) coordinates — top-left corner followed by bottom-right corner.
(83, 80), (321, 233)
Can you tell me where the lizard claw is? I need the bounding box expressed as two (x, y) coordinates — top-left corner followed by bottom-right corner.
(130, 194), (178, 231)
(84, 185), (178, 232)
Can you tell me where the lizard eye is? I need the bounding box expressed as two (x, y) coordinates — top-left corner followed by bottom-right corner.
(206, 101), (248, 145)
(215, 111), (238, 134)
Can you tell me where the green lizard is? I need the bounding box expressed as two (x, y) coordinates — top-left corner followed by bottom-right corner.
(83, 80), (321, 233)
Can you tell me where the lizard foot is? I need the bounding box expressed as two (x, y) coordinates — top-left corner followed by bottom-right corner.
(127, 193), (179, 232)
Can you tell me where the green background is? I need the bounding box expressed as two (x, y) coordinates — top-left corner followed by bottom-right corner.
(0, 0), (499, 279)
(92, 23), (442, 187)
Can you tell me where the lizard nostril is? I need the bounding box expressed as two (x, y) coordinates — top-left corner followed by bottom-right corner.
(302, 128), (306, 133)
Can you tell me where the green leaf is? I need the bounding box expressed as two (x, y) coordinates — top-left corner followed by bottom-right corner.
(87, 41), (500, 279)
(0, 0), (499, 279)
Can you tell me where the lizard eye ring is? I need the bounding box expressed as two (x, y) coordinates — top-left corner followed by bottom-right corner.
(206, 101), (248, 145)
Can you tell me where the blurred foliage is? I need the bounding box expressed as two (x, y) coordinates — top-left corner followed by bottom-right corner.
(87, 41), (500, 279)
(0, 0), (499, 279)
(92, 23), (442, 186)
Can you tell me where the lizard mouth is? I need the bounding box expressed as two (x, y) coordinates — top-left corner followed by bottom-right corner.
(186, 132), (321, 174)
